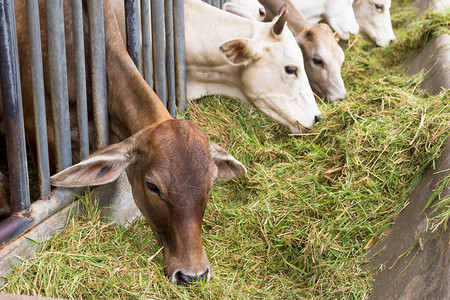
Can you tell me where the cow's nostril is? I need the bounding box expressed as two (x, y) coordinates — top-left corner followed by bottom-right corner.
(315, 114), (322, 123)
(199, 268), (209, 281)
(175, 271), (194, 286)
(175, 270), (209, 286)
(259, 7), (266, 18)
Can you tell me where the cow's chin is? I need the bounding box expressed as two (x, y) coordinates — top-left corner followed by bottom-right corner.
(287, 121), (312, 135)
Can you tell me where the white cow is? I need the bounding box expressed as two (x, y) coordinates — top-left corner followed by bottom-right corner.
(290, 0), (359, 41)
(112, 0), (321, 133)
(185, 0), (321, 133)
(223, 0), (267, 21)
(353, 0), (396, 46)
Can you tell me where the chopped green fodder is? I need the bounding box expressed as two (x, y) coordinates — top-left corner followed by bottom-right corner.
(1, 3), (449, 300)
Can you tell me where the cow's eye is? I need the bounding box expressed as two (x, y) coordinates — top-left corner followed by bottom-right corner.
(375, 4), (384, 12)
(146, 181), (161, 197)
(312, 58), (324, 67)
(285, 66), (297, 76)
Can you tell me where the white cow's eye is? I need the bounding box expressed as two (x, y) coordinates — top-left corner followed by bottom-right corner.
(375, 4), (384, 12)
(284, 66), (298, 76)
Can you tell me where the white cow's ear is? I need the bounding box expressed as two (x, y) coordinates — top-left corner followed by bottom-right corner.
(50, 140), (134, 188)
(223, 3), (256, 20)
(209, 142), (247, 180)
(220, 38), (262, 65)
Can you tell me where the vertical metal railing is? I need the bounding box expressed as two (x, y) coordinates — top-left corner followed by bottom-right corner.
(26, 0), (51, 198)
(0, 0), (30, 213)
(164, 0), (177, 116)
(174, 0), (187, 112)
(150, 0), (168, 107)
(141, 0), (153, 88)
(124, 0), (142, 72)
(46, 0), (73, 172)
(0, 0), (188, 247)
(124, 0), (187, 116)
(87, 0), (109, 150)
(72, 0), (90, 161)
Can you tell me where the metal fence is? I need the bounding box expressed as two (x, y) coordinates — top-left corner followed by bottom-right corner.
(0, 0), (195, 248)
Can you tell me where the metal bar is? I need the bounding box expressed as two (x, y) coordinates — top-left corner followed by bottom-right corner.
(72, 0), (89, 160)
(87, 0), (109, 150)
(211, 0), (220, 8)
(141, 0), (153, 88)
(0, 187), (82, 247)
(124, 0), (142, 72)
(45, 0), (72, 172)
(0, 0), (31, 212)
(151, 0), (167, 106)
(173, 0), (187, 112)
(165, 0), (176, 116)
(26, 0), (51, 198)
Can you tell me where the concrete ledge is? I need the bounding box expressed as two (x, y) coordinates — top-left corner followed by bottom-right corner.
(404, 34), (450, 95)
(412, 0), (450, 14)
(367, 138), (450, 299)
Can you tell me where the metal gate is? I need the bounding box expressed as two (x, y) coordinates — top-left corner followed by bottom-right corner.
(0, 0), (194, 248)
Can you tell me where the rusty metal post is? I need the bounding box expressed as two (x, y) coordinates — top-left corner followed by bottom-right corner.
(165, 0), (176, 116)
(72, 0), (90, 160)
(26, 0), (51, 198)
(173, 0), (187, 112)
(141, 0), (153, 88)
(151, 0), (167, 106)
(124, 0), (142, 73)
(87, 0), (109, 150)
(0, 0), (31, 212)
(45, 0), (73, 171)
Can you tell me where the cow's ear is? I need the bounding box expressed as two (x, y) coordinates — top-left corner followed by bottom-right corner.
(334, 31), (340, 43)
(223, 3), (256, 20)
(209, 143), (247, 180)
(220, 38), (262, 65)
(50, 140), (134, 188)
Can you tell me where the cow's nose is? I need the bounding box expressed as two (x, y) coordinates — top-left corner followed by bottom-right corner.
(259, 7), (266, 19)
(175, 269), (209, 286)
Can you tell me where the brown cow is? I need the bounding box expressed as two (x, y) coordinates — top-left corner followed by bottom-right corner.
(1, 0), (246, 285)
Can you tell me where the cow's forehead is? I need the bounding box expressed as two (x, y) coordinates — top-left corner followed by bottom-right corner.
(137, 119), (215, 192)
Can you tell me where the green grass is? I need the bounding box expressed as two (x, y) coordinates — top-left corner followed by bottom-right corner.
(1, 3), (449, 299)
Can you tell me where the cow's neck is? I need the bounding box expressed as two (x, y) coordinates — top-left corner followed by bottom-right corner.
(286, 0), (312, 35)
(102, 0), (171, 142)
(259, 0), (311, 35)
(184, 0), (258, 103)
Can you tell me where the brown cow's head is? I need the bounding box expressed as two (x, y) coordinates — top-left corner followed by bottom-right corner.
(50, 119), (246, 285)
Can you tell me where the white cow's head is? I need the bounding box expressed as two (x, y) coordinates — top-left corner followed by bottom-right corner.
(324, 0), (359, 40)
(220, 11), (321, 133)
(224, 0), (267, 21)
(353, 0), (396, 47)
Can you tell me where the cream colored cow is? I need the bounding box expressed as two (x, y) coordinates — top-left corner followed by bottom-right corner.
(290, 0), (359, 41)
(353, 0), (396, 46)
(223, 0), (267, 21)
(113, 0), (321, 133)
(185, 0), (321, 133)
